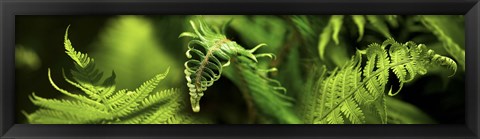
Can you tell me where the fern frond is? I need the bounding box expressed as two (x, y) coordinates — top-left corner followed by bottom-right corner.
(340, 98), (365, 124)
(26, 109), (86, 124)
(120, 89), (190, 124)
(64, 26), (109, 101)
(140, 88), (178, 107)
(111, 68), (170, 117)
(29, 93), (110, 122)
(388, 41), (410, 82)
(105, 89), (129, 109)
(313, 56), (366, 124)
(305, 38), (457, 124)
(141, 101), (182, 124)
(50, 69), (104, 108)
(181, 18), (299, 123)
(298, 65), (327, 123)
(324, 109), (344, 124)
(64, 25), (93, 69)
(363, 43), (390, 99)
(180, 19), (281, 113)
(24, 26), (206, 124)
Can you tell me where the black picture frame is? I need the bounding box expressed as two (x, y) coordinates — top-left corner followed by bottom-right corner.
(1, 0), (479, 138)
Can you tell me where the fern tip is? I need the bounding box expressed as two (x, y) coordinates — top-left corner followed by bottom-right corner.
(190, 96), (201, 112)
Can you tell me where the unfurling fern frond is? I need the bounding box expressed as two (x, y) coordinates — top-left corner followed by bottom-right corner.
(420, 15), (465, 70)
(180, 19), (274, 112)
(180, 18), (299, 123)
(303, 38), (456, 124)
(24, 26), (207, 124)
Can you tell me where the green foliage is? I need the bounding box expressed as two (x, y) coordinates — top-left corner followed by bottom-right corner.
(420, 15), (465, 70)
(180, 19), (266, 111)
(180, 19), (300, 123)
(23, 26), (208, 124)
(299, 38), (457, 124)
(17, 15), (464, 124)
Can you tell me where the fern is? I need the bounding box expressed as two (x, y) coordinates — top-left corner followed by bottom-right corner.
(420, 15), (465, 70)
(301, 38), (457, 124)
(23, 26), (206, 124)
(17, 15), (463, 125)
(180, 19), (275, 112)
(180, 18), (300, 123)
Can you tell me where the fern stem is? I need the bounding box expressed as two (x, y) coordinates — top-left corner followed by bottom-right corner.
(194, 38), (228, 89)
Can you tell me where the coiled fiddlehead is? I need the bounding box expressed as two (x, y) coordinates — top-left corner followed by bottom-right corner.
(179, 19), (272, 112)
